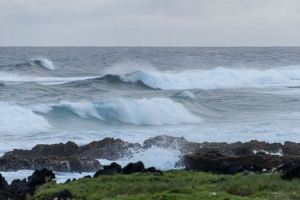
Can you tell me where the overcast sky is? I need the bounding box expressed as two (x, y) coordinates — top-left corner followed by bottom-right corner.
(0, 0), (300, 46)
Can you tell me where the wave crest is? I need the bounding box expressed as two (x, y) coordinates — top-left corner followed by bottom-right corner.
(33, 58), (55, 70)
(36, 98), (201, 126)
(0, 102), (50, 135)
(119, 67), (300, 90)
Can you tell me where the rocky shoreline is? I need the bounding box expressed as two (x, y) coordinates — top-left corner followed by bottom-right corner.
(2, 135), (300, 199)
(1, 135), (300, 175)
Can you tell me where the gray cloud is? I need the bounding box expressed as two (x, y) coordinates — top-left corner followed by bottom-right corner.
(1, 0), (300, 46)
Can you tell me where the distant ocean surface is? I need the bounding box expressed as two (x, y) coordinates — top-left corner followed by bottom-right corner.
(1, 47), (300, 182)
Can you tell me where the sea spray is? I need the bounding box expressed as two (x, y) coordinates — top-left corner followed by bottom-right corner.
(0, 102), (50, 135)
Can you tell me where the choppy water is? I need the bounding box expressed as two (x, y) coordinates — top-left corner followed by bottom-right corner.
(1, 47), (300, 182)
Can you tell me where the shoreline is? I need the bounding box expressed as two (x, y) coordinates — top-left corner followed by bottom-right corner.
(0, 135), (299, 173)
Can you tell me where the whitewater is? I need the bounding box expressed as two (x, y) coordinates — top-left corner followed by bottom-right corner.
(1, 47), (300, 183)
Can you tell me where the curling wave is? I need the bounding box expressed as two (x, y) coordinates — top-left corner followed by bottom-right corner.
(32, 98), (201, 126)
(32, 58), (55, 70)
(62, 74), (157, 90)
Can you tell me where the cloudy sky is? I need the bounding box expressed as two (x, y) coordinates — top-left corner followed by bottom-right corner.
(0, 0), (300, 46)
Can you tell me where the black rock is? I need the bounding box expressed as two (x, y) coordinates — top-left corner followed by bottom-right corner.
(282, 163), (300, 179)
(0, 173), (8, 190)
(122, 161), (145, 175)
(52, 189), (73, 200)
(6, 179), (27, 195)
(27, 168), (55, 187)
(0, 190), (19, 200)
(21, 187), (36, 199)
(94, 162), (122, 177)
(142, 167), (163, 176)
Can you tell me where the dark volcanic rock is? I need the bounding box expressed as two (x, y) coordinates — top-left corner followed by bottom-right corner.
(282, 163), (300, 179)
(282, 141), (300, 155)
(94, 162), (122, 177)
(0, 190), (19, 200)
(143, 135), (200, 155)
(183, 151), (243, 174)
(142, 167), (163, 176)
(2, 135), (300, 174)
(0, 155), (102, 173)
(6, 179), (27, 195)
(0, 173), (8, 190)
(78, 137), (141, 160)
(0, 154), (31, 171)
(243, 140), (283, 154)
(27, 168), (55, 187)
(122, 161), (145, 175)
(68, 155), (102, 173)
(183, 150), (300, 174)
(6, 141), (79, 159)
(52, 189), (73, 200)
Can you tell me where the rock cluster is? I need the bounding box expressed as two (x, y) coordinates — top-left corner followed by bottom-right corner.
(182, 140), (300, 175)
(0, 161), (162, 200)
(2, 135), (300, 175)
(0, 168), (55, 200)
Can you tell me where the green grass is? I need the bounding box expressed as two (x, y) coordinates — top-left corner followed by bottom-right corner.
(33, 170), (300, 200)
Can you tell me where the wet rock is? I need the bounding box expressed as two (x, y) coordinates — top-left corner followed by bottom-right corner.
(6, 141), (79, 159)
(143, 135), (199, 154)
(282, 141), (300, 155)
(94, 162), (122, 177)
(122, 161), (145, 175)
(68, 155), (102, 173)
(183, 150), (300, 174)
(183, 151), (243, 174)
(0, 154), (31, 171)
(33, 156), (70, 172)
(0, 155), (102, 173)
(52, 189), (73, 200)
(243, 140), (283, 155)
(78, 137), (141, 160)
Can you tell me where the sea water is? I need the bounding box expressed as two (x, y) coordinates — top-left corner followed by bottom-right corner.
(1, 47), (300, 183)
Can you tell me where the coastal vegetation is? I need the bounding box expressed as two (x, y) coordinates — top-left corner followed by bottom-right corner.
(34, 170), (300, 200)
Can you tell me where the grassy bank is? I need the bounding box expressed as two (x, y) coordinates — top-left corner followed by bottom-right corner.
(34, 170), (300, 200)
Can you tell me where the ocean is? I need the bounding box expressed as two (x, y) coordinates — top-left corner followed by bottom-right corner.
(1, 47), (300, 182)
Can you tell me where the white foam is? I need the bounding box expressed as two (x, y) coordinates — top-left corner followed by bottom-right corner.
(57, 98), (201, 125)
(253, 149), (283, 156)
(0, 170), (94, 184)
(99, 146), (182, 170)
(0, 72), (95, 85)
(120, 67), (300, 90)
(0, 102), (50, 135)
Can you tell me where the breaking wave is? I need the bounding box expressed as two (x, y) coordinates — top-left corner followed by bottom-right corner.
(62, 74), (156, 90)
(118, 67), (300, 90)
(0, 102), (50, 135)
(32, 58), (55, 70)
(33, 98), (201, 126)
